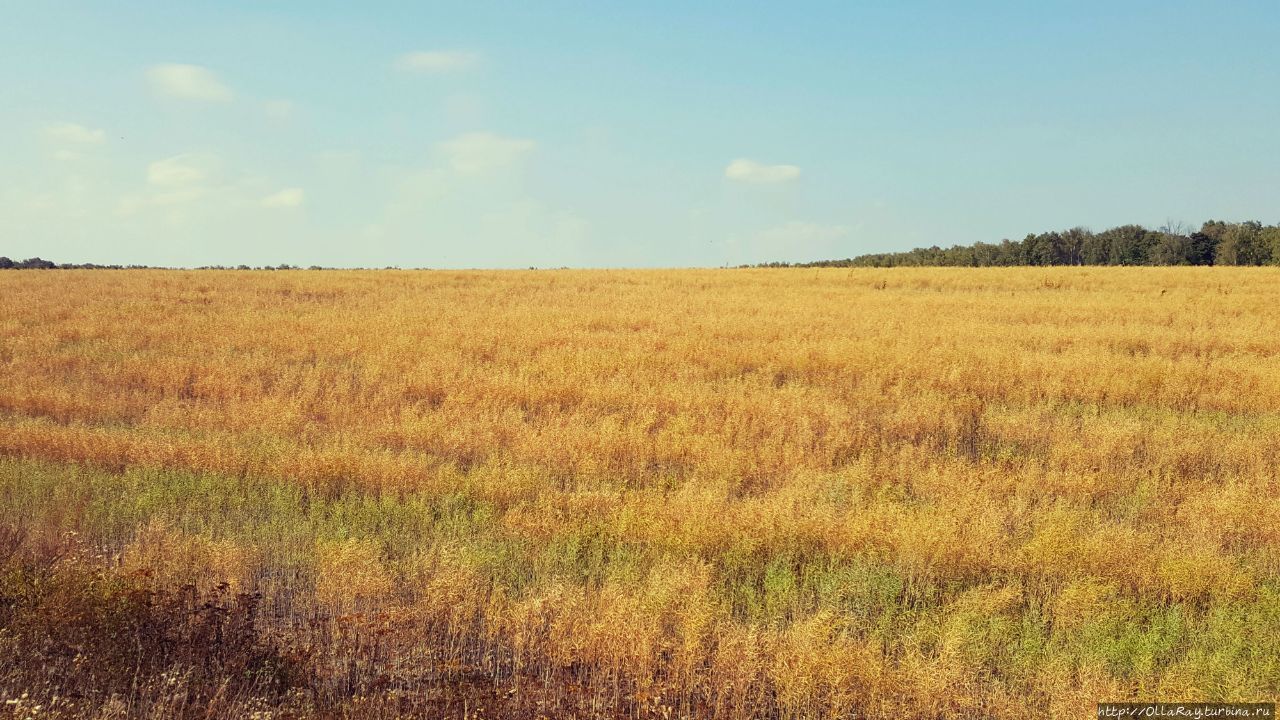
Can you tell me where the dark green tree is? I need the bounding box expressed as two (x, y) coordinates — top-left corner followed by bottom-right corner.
(1102, 225), (1156, 265)
(1216, 222), (1268, 265)
(1081, 232), (1113, 265)
(1150, 232), (1194, 265)
(1187, 232), (1218, 265)
(1263, 227), (1280, 266)
(1059, 227), (1090, 265)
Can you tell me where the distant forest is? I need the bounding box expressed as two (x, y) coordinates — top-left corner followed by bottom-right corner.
(772, 220), (1280, 268)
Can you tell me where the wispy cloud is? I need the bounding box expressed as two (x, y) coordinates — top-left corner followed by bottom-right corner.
(147, 153), (219, 187)
(395, 50), (480, 74)
(725, 221), (852, 265)
(264, 99), (295, 121)
(438, 132), (535, 175)
(147, 63), (233, 102)
(117, 153), (219, 219)
(751, 221), (849, 246)
(44, 122), (105, 145)
(724, 158), (801, 184)
(261, 188), (304, 208)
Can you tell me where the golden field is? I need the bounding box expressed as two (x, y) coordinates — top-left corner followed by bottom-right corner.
(1, 267), (1278, 718)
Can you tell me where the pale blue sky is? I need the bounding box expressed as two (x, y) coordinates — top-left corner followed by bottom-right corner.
(2, 1), (1278, 267)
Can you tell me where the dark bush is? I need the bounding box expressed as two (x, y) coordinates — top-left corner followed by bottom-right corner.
(0, 530), (309, 718)
(16, 257), (55, 269)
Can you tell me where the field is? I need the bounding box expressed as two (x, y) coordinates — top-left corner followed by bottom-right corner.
(1, 267), (1278, 718)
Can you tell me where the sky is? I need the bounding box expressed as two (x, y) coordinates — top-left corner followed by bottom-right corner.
(2, 1), (1278, 268)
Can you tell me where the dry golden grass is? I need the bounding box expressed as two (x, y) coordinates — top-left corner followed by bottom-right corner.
(0, 267), (1277, 717)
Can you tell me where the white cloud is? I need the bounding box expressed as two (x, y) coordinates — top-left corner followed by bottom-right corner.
(44, 122), (105, 145)
(395, 50), (480, 74)
(438, 131), (535, 175)
(724, 158), (801, 184)
(147, 153), (219, 187)
(261, 188), (304, 208)
(147, 63), (233, 102)
(118, 153), (247, 221)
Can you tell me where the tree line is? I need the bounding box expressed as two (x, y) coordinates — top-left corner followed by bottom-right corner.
(0, 259), (330, 271)
(9, 219), (1280, 271)
(771, 220), (1280, 268)
(0, 257), (150, 270)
